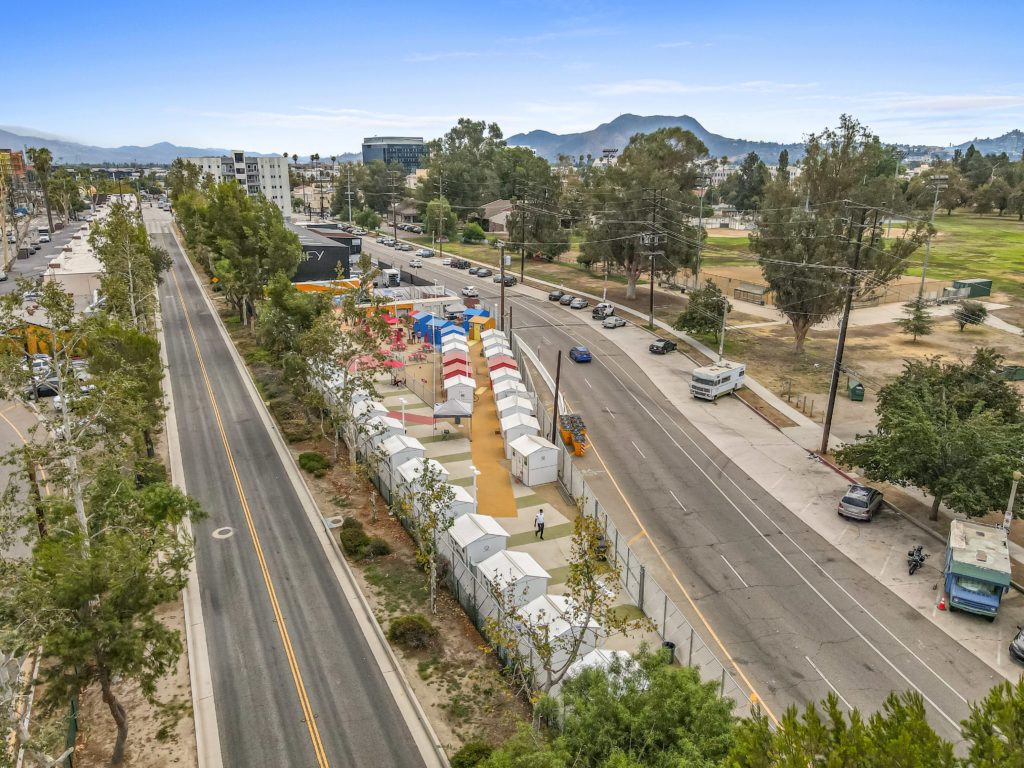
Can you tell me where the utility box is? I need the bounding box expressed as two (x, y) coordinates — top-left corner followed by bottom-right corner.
(953, 278), (992, 298)
(847, 379), (865, 401)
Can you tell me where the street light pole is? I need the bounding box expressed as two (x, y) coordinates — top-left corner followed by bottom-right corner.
(919, 175), (948, 297)
(715, 296), (729, 361)
(692, 174), (710, 289)
(399, 397), (407, 428)
(1005, 470), (1023, 532)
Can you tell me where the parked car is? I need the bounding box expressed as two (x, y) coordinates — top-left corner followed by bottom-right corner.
(410, 226), (422, 234)
(376, 236), (387, 243)
(649, 339), (677, 354)
(352, 228), (366, 235)
(569, 297), (589, 309)
(569, 345), (592, 363)
(1010, 627), (1024, 665)
(592, 302), (615, 319)
(461, 286), (479, 297)
(603, 315), (627, 329)
(468, 266), (481, 275)
(559, 294), (575, 306)
(397, 243), (414, 251)
(477, 268), (492, 277)
(548, 289), (564, 301)
(455, 259), (471, 269)
(837, 484), (883, 521)
(442, 257), (452, 266)
(502, 275), (517, 287)
(409, 258), (422, 268)
(24, 376), (60, 399)
(416, 249), (433, 257)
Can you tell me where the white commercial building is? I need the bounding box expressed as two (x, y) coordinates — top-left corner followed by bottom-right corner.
(184, 151), (290, 214)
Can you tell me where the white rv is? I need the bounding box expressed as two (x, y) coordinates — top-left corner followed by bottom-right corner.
(689, 361), (745, 401)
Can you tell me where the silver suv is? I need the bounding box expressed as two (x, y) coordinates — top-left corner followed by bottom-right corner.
(838, 484), (883, 521)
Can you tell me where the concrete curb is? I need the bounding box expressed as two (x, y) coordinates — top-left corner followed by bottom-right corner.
(155, 300), (224, 768)
(171, 228), (450, 768)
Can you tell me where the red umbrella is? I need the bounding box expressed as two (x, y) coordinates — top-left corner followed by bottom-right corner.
(383, 315), (400, 325)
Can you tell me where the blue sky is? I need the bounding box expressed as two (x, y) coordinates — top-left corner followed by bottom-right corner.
(2, 0), (1021, 154)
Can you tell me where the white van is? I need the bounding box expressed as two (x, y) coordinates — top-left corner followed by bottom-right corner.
(38, 227), (51, 243)
(689, 361), (746, 401)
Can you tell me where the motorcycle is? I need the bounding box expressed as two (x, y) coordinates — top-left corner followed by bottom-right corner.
(907, 545), (929, 575)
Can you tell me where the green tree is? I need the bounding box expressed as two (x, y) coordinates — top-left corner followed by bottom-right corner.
(361, 159), (405, 215)
(89, 201), (169, 333)
(165, 158), (201, 204)
(954, 300), (988, 331)
(47, 168), (84, 225)
(897, 296), (934, 341)
(673, 279), (730, 341)
(776, 149), (790, 184)
(462, 221), (487, 242)
(1008, 182), (1024, 221)
(727, 691), (955, 768)
(835, 352), (1024, 520)
(985, 176), (1013, 216)
(961, 679), (1024, 767)
(425, 196), (458, 240)
(0, 472), (201, 765)
(354, 206), (382, 230)
(721, 152), (771, 211)
(26, 147), (55, 234)
(582, 127), (709, 299)
(752, 116), (925, 352)
(420, 119), (506, 212)
(199, 181), (303, 325)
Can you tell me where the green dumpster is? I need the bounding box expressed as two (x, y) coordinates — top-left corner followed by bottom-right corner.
(848, 379), (865, 401)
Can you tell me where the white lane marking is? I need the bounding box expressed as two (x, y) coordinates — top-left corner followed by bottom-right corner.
(605, 407), (616, 420)
(806, 656), (852, 710)
(509, 309), (969, 727)
(585, 377), (592, 388)
(720, 555), (749, 588)
(669, 490), (687, 511)
(631, 441), (646, 459)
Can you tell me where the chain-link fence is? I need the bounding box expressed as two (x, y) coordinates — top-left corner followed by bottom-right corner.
(508, 330), (754, 719)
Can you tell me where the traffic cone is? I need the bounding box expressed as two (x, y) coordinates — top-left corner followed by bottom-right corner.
(938, 594), (947, 610)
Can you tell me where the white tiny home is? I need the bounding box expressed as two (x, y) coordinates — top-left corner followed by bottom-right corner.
(382, 435), (425, 490)
(509, 434), (558, 486)
(480, 328), (506, 343)
(490, 368), (523, 388)
(496, 396), (534, 421)
(500, 413), (540, 459)
(394, 457), (450, 507)
(444, 374), (476, 406)
(351, 398), (388, 422)
(483, 338), (512, 356)
(442, 338), (470, 353)
(476, 550), (550, 618)
(357, 415), (405, 456)
(551, 648), (633, 697)
(443, 513), (508, 569)
(516, 594), (601, 682)
(411, 480), (475, 523)
(493, 379), (528, 402)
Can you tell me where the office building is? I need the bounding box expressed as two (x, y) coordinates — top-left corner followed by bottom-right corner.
(361, 137), (427, 173)
(186, 151), (290, 214)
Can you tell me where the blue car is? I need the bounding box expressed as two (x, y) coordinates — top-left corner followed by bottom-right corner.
(569, 346), (592, 363)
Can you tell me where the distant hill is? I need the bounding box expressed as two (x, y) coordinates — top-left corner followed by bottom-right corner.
(952, 129), (1024, 158)
(0, 128), (361, 166)
(507, 113), (805, 163)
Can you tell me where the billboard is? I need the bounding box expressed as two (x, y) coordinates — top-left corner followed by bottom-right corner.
(292, 243), (350, 282)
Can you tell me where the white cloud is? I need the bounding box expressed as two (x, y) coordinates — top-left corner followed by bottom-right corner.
(590, 79), (819, 96)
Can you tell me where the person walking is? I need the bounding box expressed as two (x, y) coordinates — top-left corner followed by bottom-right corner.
(534, 509), (545, 540)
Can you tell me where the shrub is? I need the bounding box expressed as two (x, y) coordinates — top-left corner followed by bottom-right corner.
(363, 537), (391, 559)
(339, 526), (369, 557)
(451, 741), (493, 768)
(387, 614), (439, 650)
(340, 516), (364, 531)
(298, 451), (331, 477)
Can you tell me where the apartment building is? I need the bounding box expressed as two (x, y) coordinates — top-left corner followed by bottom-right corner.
(186, 151), (290, 214)
(0, 149), (26, 179)
(361, 137), (427, 173)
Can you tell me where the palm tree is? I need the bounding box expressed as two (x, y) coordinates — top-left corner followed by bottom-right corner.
(26, 147), (55, 233)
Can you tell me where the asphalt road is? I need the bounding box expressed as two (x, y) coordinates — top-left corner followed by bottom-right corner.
(367, 237), (1004, 741)
(151, 213), (427, 768)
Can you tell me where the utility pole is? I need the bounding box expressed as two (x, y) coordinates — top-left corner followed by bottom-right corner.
(346, 165), (353, 222)
(820, 205), (877, 455)
(692, 174), (710, 289)
(642, 189), (663, 329)
(550, 350), (563, 445)
(919, 175), (948, 296)
(715, 296), (729, 361)
(436, 172), (444, 264)
(499, 243), (506, 331)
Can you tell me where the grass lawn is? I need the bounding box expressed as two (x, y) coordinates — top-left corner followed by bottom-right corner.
(903, 212), (1024, 298)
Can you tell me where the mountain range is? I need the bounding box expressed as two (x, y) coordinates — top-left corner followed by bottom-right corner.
(2, 118), (1022, 166)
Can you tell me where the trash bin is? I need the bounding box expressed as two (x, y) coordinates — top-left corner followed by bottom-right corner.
(847, 379), (864, 401)
(661, 641), (676, 664)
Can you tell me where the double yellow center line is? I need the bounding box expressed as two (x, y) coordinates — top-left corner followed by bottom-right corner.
(170, 269), (329, 767)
